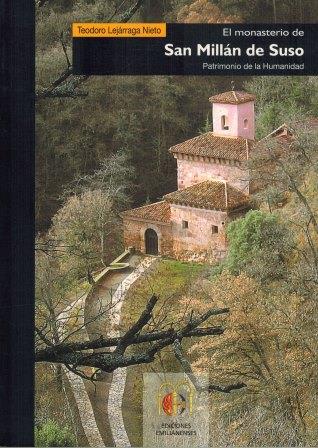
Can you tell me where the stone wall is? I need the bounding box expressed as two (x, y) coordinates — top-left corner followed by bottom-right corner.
(123, 219), (141, 250)
(122, 218), (173, 256)
(170, 204), (228, 262)
(176, 156), (249, 193)
(122, 206), (236, 263)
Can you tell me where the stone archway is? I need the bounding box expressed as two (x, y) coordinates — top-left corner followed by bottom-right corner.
(145, 228), (158, 255)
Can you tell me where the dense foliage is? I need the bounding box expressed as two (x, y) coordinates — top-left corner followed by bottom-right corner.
(226, 210), (291, 282)
(35, 420), (75, 447)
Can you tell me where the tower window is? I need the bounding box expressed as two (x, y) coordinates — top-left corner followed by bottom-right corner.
(243, 118), (248, 129)
(221, 115), (229, 130)
(212, 225), (219, 234)
(182, 220), (189, 229)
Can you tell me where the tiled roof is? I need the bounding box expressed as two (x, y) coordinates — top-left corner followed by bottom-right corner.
(264, 118), (318, 140)
(209, 90), (256, 104)
(169, 132), (254, 162)
(164, 181), (249, 211)
(121, 201), (171, 223)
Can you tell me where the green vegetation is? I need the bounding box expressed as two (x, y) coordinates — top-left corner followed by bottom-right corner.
(122, 258), (203, 323)
(226, 210), (292, 282)
(35, 420), (75, 447)
(35, 364), (83, 446)
(244, 77), (318, 137)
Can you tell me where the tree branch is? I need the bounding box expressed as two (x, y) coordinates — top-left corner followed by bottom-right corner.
(36, 325), (225, 361)
(35, 296), (228, 375)
(208, 382), (246, 393)
(173, 339), (246, 394)
(35, 326), (54, 347)
(115, 294), (158, 354)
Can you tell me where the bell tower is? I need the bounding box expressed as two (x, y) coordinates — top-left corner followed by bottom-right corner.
(209, 89), (255, 140)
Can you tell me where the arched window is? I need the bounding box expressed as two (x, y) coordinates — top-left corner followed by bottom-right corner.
(221, 115), (229, 130)
(243, 118), (248, 129)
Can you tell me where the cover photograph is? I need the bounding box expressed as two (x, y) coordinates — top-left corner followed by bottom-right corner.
(28, 0), (318, 447)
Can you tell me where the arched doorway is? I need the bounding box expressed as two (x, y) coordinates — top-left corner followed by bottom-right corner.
(145, 228), (158, 255)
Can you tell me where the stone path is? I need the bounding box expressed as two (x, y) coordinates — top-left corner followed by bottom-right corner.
(62, 366), (105, 447)
(57, 255), (157, 447)
(107, 257), (157, 447)
(58, 295), (106, 447)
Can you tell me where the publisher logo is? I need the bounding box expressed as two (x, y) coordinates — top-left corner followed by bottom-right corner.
(143, 373), (209, 447)
(158, 380), (195, 416)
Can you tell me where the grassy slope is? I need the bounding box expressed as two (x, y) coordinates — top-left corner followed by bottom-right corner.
(120, 258), (205, 447)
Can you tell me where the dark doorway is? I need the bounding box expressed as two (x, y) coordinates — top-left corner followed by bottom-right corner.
(145, 228), (158, 255)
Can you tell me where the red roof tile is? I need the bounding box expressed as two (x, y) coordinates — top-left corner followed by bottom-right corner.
(121, 201), (171, 223)
(164, 181), (249, 211)
(169, 132), (254, 162)
(209, 90), (255, 104)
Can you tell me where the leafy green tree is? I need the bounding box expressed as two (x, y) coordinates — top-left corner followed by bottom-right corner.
(245, 77), (318, 137)
(226, 210), (292, 282)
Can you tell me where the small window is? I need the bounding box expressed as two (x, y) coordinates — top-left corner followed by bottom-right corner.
(243, 118), (248, 129)
(182, 220), (189, 229)
(212, 225), (218, 234)
(221, 115), (229, 130)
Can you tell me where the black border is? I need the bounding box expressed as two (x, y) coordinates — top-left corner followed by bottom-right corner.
(0, 0), (34, 445)
(73, 23), (318, 76)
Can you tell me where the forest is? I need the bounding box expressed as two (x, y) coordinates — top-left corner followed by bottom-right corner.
(35, 0), (318, 446)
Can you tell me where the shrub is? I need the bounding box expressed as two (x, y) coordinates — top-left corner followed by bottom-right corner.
(35, 420), (75, 447)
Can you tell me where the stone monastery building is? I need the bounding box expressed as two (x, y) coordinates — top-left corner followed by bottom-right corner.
(121, 89), (259, 262)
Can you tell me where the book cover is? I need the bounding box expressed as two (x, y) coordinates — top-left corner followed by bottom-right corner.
(2, 1), (318, 446)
